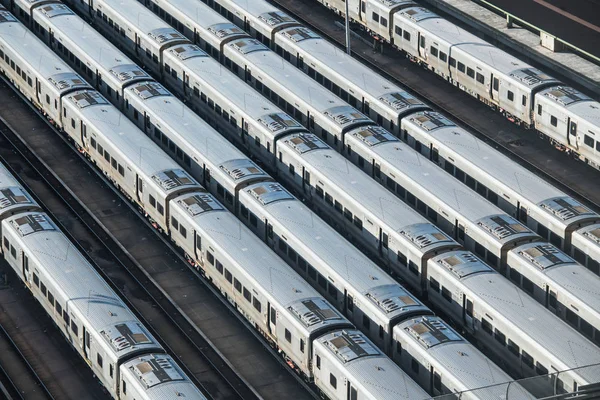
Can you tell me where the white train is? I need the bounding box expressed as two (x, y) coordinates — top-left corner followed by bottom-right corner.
(4, 0), (600, 396)
(204, 0), (600, 171)
(0, 6), (433, 400)
(0, 164), (205, 400)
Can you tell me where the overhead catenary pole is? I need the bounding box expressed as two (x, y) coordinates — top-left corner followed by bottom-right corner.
(345, 0), (351, 55)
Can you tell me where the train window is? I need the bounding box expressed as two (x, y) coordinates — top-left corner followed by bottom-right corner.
(353, 216), (363, 230)
(240, 204), (249, 219)
(328, 283), (338, 299)
(416, 199), (426, 214)
(509, 267), (521, 284)
(47, 291), (54, 306)
(298, 257), (307, 273)
(55, 302), (62, 316)
(171, 69), (177, 80)
(403, 30), (411, 41)
(316, 355), (321, 370)
(550, 116), (558, 127)
(97, 354), (103, 368)
(385, 176), (395, 190)
(288, 247), (297, 264)
(487, 190), (498, 205)
(441, 287), (452, 303)
(149, 195), (156, 208)
(40, 282), (47, 296)
(522, 95), (527, 106)
(109, 365), (113, 379)
(474, 243), (485, 259)
(357, 155), (365, 168)
(111, 158), (117, 170)
(406, 191), (416, 207)
(573, 248), (586, 264)
(430, 47), (438, 58)
(249, 213), (258, 228)
(243, 287), (251, 303)
(409, 261), (419, 276)
(45, 94), (50, 105)
(494, 329), (506, 346)
(308, 265), (317, 280)
(396, 183), (406, 198)
(439, 52), (447, 62)
(225, 192), (234, 205)
(507, 339), (520, 356)
(411, 357), (419, 374)
(122, 380), (126, 395)
(28, 77), (32, 87)
(207, 251), (215, 266)
(3, 237), (8, 249)
(157, 203), (164, 216)
(285, 329), (292, 343)
(589, 259), (600, 275)
(466, 299), (474, 317)
(315, 186), (324, 199)
(33, 273), (39, 287)
(318, 274), (327, 289)
(429, 277), (440, 292)
(234, 279), (242, 293)
(507, 91), (514, 102)
(449, 57), (456, 68)
(566, 309), (578, 328)
(363, 315), (370, 330)
(548, 291), (558, 309)
(466, 67), (475, 79)
(104, 151), (110, 163)
(10, 246), (16, 259)
(330, 374), (337, 389)
(179, 225), (187, 239)
(584, 135), (594, 148)
(344, 208), (353, 222)
(550, 232), (562, 247)
(225, 269), (232, 283)
(535, 362), (548, 376)
(481, 318), (492, 335)
(382, 232), (388, 249)
(465, 174), (476, 190)
(71, 321), (78, 336)
(63, 310), (70, 325)
(395, 26), (402, 36)
(216, 260), (224, 275)
(476, 73), (484, 84)
(420, 36), (425, 48)
(522, 350), (534, 368)
(118, 165), (125, 177)
(580, 319), (593, 340)
(90, 138), (96, 149)
(537, 104), (542, 115)
(347, 294), (354, 312)
(381, 17), (388, 27)
(397, 252), (408, 267)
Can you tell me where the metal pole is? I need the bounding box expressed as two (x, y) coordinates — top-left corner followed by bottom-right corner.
(345, 0), (351, 55)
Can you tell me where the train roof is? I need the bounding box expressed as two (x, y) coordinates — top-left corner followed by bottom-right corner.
(282, 134), (456, 253)
(32, 3), (151, 88)
(64, 90), (198, 196)
(371, 0), (416, 12)
(315, 330), (429, 400)
(0, 13), (89, 93)
(226, 38), (372, 130)
(98, 0), (186, 48)
(121, 354), (207, 399)
(171, 192), (349, 335)
(242, 182), (431, 323)
(125, 82), (270, 189)
(432, 250), (600, 380)
(539, 86), (600, 127)
(0, 163), (38, 218)
(164, 44), (304, 139)
(399, 7), (557, 89)
(346, 127), (536, 247)
(511, 242), (600, 316)
(4, 212), (161, 359)
(404, 112), (598, 229)
(395, 316), (534, 397)
(217, 0), (298, 33)
(277, 26), (428, 118)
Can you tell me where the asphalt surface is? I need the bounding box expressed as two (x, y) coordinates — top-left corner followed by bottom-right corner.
(486, 0), (600, 58)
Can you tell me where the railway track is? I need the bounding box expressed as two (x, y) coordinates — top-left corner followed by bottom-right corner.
(267, 0), (600, 214)
(0, 80), (260, 400)
(0, 70), (316, 400)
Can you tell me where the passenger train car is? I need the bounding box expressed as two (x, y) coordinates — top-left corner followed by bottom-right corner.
(0, 7), (435, 400)
(0, 164), (205, 399)
(216, 0), (600, 171)
(4, 0), (600, 395)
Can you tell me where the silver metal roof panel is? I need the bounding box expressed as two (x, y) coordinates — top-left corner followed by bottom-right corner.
(48, 72), (88, 91)
(70, 91), (109, 108)
(401, 223), (453, 249)
(399, 6), (437, 22)
(509, 68), (555, 87)
(230, 38), (269, 54)
(350, 126), (397, 147)
(178, 193), (223, 217)
(10, 213), (54, 236)
(208, 22), (245, 39)
(516, 243), (572, 270)
(475, 214), (532, 240)
(408, 111), (455, 131)
(130, 82), (170, 100)
(378, 91), (424, 112)
(542, 86), (592, 106)
(288, 134), (329, 154)
(404, 316), (462, 349)
(366, 284), (422, 314)
(281, 26), (320, 43)
(148, 27), (186, 44)
(538, 196), (594, 221)
(168, 44), (208, 61)
(109, 64), (150, 83)
(127, 354), (183, 388)
(322, 330), (379, 363)
(583, 226), (600, 244)
(0, 187), (34, 210)
(39, 3), (72, 17)
(151, 169), (195, 191)
(219, 159), (266, 182)
(101, 321), (154, 353)
(246, 182), (294, 205)
(323, 105), (371, 127)
(0, 10), (16, 23)
(257, 112), (302, 133)
(258, 10), (296, 27)
(436, 252), (493, 279)
(288, 298), (345, 328)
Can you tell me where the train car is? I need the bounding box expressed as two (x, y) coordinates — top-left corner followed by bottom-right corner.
(506, 242), (600, 345)
(535, 86), (600, 169)
(1, 211), (169, 398)
(427, 250), (600, 393)
(0, 163), (40, 230)
(61, 89), (200, 232)
(119, 354), (207, 400)
(571, 224), (600, 274)
(122, 81), (271, 213)
(70, 0), (187, 76)
(393, 316), (535, 399)
(401, 111), (600, 253)
(312, 329), (429, 400)
(31, 2), (152, 107)
(274, 25), (429, 135)
(276, 132), (457, 293)
(2, 0), (53, 23)
(238, 181), (433, 354)
(0, 10), (90, 122)
(344, 124), (538, 270)
(168, 190), (352, 378)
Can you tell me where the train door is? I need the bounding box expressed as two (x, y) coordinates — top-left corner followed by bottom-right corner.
(358, 1), (366, 23)
(268, 304), (276, 336)
(22, 253), (28, 282)
(193, 231), (201, 263)
(347, 382), (359, 400)
(568, 118), (578, 149)
(430, 367), (443, 397)
(83, 327), (91, 361)
(136, 175), (143, 203)
(491, 75), (499, 102)
(418, 33), (426, 59)
(545, 286), (558, 314)
(462, 294), (475, 331)
(134, 33), (140, 56)
(87, 0), (94, 19)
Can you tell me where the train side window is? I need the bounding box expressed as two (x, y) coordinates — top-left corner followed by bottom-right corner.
(409, 261), (419, 276)
(449, 57), (456, 68)
(476, 73), (484, 84)
(55, 302), (62, 315)
(225, 269), (232, 283)
(395, 26), (402, 36)
(63, 310), (70, 325)
(330, 374), (337, 389)
(234, 278), (242, 293)
(548, 291), (558, 309)
(493, 77), (499, 91)
(207, 251), (215, 266)
(494, 329), (506, 346)
(403, 30), (411, 41)
(3, 237), (9, 250)
(243, 287), (251, 302)
(363, 315), (370, 330)
(522, 95), (527, 106)
(481, 318), (493, 335)
(522, 276), (534, 294)
(537, 104), (542, 115)
(509, 268), (521, 284)
(97, 354), (103, 368)
(429, 277), (440, 292)
(550, 116), (557, 127)
(215, 260), (224, 275)
(580, 319), (593, 340)
(397, 252), (407, 267)
(71, 321), (78, 336)
(430, 47), (438, 57)
(33, 273), (40, 287)
(566, 309), (579, 328)
(439, 51), (447, 62)
(371, 12), (379, 22)
(316, 355), (321, 369)
(380, 17), (387, 27)
(300, 339), (305, 353)
(40, 282), (47, 296)
(584, 135), (594, 148)
(467, 67), (475, 78)
(411, 357), (419, 374)
(535, 362), (548, 376)
(589, 259), (600, 275)
(285, 329), (291, 343)
(441, 286), (452, 302)
(507, 339), (520, 356)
